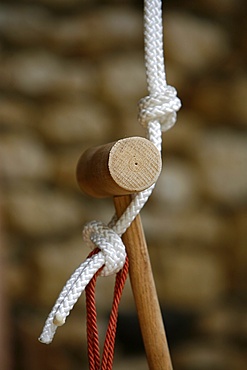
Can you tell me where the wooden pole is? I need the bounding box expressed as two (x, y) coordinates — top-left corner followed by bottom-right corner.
(76, 136), (173, 369)
(114, 195), (172, 370)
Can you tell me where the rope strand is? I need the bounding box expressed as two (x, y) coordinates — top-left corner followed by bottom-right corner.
(101, 258), (129, 370)
(144, 0), (167, 94)
(39, 5), (181, 370)
(86, 273), (101, 370)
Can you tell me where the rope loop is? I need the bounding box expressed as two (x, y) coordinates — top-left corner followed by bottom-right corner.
(138, 85), (181, 132)
(38, 223), (126, 345)
(83, 221), (127, 277)
(39, 0), (182, 351)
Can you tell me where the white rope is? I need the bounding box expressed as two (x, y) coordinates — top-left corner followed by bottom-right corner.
(39, 222), (126, 344)
(139, 0), (181, 134)
(39, 0), (181, 345)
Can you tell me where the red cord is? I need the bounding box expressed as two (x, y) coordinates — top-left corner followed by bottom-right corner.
(101, 257), (129, 370)
(85, 248), (101, 370)
(85, 251), (129, 370)
(86, 271), (101, 370)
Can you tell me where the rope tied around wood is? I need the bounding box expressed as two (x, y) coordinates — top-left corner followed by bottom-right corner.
(83, 221), (127, 277)
(39, 1), (181, 368)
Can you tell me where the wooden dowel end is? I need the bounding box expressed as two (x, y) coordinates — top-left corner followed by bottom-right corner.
(76, 137), (161, 198)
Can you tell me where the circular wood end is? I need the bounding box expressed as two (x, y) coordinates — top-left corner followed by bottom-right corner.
(109, 137), (161, 192)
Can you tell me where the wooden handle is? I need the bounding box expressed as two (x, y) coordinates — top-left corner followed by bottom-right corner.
(114, 195), (173, 370)
(76, 137), (161, 198)
(76, 136), (171, 368)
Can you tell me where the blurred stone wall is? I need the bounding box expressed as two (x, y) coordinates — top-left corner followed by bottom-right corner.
(0, 0), (246, 369)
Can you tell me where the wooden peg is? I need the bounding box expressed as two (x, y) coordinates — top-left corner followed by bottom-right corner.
(76, 136), (162, 198)
(76, 136), (173, 370)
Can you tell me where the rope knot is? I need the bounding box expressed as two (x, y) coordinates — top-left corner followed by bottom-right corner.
(83, 221), (126, 277)
(138, 85), (181, 132)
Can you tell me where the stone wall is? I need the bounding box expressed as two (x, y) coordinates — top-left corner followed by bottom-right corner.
(0, 0), (246, 369)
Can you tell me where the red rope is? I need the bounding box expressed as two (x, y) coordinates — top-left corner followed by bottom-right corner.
(85, 251), (129, 370)
(86, 271), (101, 370)
(85, 248), (101, 370)
(101, 257), (129, 370)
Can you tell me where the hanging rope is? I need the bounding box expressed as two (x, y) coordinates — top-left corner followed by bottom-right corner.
(39, 1), (181, 368)
(85, 249), (101, 370)
(84, 249), (129, 370)
(99, 259), (129, 370)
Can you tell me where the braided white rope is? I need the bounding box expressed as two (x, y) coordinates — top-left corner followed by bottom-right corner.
(39, 222), (126, 344)
(139, 0), (181, 134)
(39, 0), (181, 345)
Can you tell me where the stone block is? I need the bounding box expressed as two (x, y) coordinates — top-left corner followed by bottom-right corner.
(143, 209), (228, 248)
(156, 248), (227, 309)
(0, 51), (97, 96)
(0, 134), (53, 182)
(195, 130), (247, 205)
(39, 99), (113, 145)
(99, 53), (146, 109)
(3, 187), (83, 237)
(190, 75), (247, 125)
(165, 12), (229, 73)
(48, 7), (142, 56)
(0, 4), (51, 47)
(0, 97), (35, 130)
(154, 159), (200, 211)
(173, 342), (246, 370)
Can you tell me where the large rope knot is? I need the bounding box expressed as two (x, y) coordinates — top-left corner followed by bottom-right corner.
(83, 221), (126, 277)
(138, 85), (181, 132)
(38, 221), (127, 344)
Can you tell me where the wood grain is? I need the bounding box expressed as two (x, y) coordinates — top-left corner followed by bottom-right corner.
(76, 137), (161, 198)
(114, 195), (173, 370)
